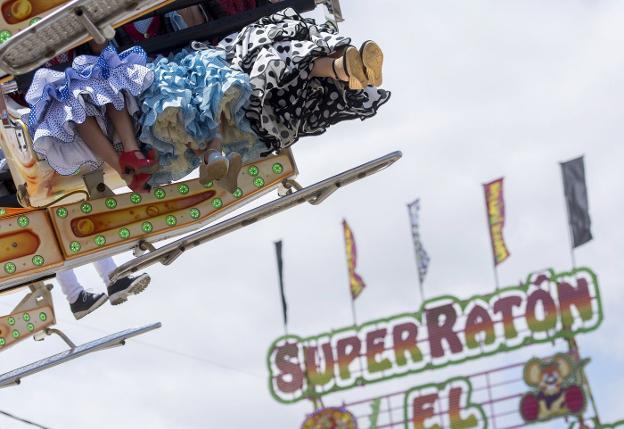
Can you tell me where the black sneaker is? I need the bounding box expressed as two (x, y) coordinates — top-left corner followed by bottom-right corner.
(108, 273), (151, 306)
(70, 291), (108, 320)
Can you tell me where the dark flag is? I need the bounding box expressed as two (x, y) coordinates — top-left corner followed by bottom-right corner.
(561, 157), (593, 248)
(274, 241), (288, 328)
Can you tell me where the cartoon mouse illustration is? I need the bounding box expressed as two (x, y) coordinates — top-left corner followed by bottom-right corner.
(520, 353), (586, 422)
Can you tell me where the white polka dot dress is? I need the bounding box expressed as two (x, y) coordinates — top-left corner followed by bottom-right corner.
(219, 8), (391, 154)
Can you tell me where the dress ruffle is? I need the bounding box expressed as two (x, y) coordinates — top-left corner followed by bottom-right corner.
(138, 47), (254, 185)
(24, 45), (153, 176)
(219, 8), (391, 153)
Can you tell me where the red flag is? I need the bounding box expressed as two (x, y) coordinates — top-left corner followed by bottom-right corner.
(342, 220), (366, 300)
(483, 178), (510, 265)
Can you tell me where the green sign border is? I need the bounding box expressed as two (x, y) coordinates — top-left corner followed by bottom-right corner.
(267, 267), (603, 404)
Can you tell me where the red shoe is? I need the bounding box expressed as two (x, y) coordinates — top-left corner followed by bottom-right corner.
(120, 150), (159, 175)
(128, 173), (152, 193)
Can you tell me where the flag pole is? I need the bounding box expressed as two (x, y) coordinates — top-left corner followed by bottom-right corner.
(274, 240), (288, 337)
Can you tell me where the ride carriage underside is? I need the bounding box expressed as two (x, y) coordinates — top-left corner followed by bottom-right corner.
(0, 0), (400, 387)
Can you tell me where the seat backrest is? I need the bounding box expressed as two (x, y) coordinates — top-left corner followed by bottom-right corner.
(121, 0), (316, 54)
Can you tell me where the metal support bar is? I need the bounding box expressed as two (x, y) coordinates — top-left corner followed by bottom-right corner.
(45, 328), (77, 349)
(109, 151), (401, 282)
(74, 8), (114, 45)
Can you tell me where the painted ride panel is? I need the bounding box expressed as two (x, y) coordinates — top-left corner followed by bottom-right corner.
(0, 209), (63, 283)
(0, 0), (174, 75)
(0, 100), (126, 207)
(0, 0), (69, 48)
(49, 153), (296, 259)
(0, 282), (55, 350)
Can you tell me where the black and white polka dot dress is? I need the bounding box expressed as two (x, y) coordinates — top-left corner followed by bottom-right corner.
(219, 8), (391, 153)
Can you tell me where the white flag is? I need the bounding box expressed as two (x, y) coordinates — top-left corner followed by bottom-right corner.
(407, 199), (430, 285)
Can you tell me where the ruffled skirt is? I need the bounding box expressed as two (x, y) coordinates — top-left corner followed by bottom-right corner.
(24, 45), (153, 176)
(138, 47), (254, 186)
(218, 8), (391, 153)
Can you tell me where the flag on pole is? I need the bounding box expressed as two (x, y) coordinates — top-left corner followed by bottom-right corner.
(561, 156), (593, 248)
(342, 220), (366, 300)
(407, 199), (431, 285)
(483, 177), (510, 265)
(274, 241), (288, 328)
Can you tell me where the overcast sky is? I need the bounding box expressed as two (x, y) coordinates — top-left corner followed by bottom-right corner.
(2, 1), (624, 428)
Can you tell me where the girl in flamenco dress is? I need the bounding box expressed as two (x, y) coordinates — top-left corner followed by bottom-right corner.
(136, 1), (264, 190)
(137, 44), (254, 190)
(24, 42), (159, 192)
(218, 7), (391, 155)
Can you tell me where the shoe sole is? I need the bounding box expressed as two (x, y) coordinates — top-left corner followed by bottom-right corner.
(199, 159), (228, 184)
(344, 46), (368, 90)
(73, 294), (109, 320)
(109, 274), (151, 306)
(360, 41), (383, 87)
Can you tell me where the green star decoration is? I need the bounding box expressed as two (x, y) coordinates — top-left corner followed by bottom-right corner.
(233, 188), (243, 198)
(254, 177), (265, 188)
(39, 312), (47, 321)
(4, 262), (16, 274)
(142, 222), (153, 233)
(248, 166), (259, 176)
(0, 30), (11, 43)
(69, 241), (81, 253)
(130, 193), (142, 204)
(0, 338), (5, 346)
(203, 180), (213, 188)
(272, 163), (284, 174)
(212, 198), (223, 209)
(154, 188), (166, 199)
(80, 202), (92, 214)
(12, 330), (19, 338)
(105, 198), (117, 209)
(32, 255), (44, 266)
(56, 207), (68, 218)
(166, 215), (177, 226)
(94, 235), (106, 246)
(22, 313), (30, 321)
(7, 317), (15, 326)
(29, 17), (41, 25)
(17, 216), (29, 227)
(27, 323), (34, 332)
(119, 228), (130, 239)
(178, 184), (190, 194)
(189, 208), (200, 219)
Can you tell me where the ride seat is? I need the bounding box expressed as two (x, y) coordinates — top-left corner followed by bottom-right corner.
(0, 94), (125, 208)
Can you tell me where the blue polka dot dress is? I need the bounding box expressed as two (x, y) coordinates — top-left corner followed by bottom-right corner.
(218, 8), (391, 154)
(137, 47), (255, 186)
(24, 45), (154, 176)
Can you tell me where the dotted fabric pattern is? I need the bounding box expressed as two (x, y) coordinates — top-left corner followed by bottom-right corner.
(23, 45), (154, 176)
(138, 47), (254, 186)
(218, 8), (392, 154)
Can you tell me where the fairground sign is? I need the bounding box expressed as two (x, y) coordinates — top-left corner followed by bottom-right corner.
(268, 268), (602, 403)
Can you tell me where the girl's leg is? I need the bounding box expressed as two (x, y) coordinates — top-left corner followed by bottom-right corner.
(93, 257), (117, 286)
(311, 57), (348, 81)
(105, 105), (145, 157)
(76, 117), (122, 174)
(57, 269), (84, 304)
